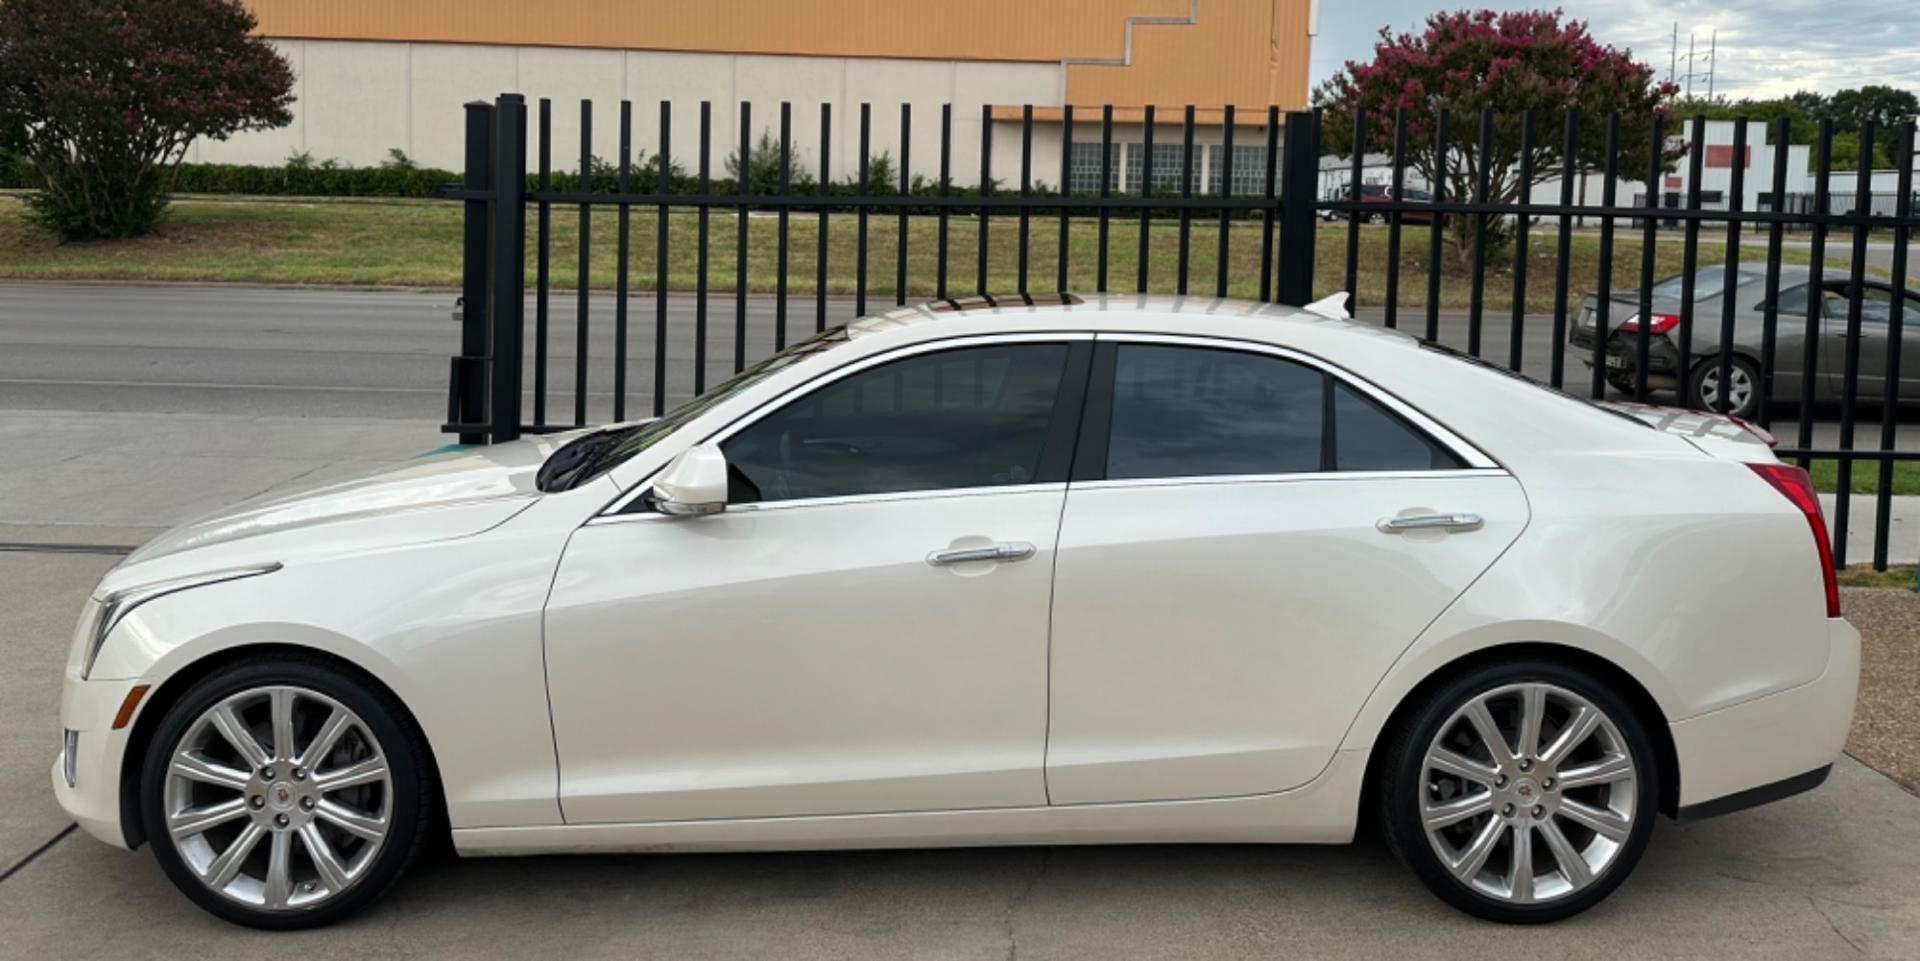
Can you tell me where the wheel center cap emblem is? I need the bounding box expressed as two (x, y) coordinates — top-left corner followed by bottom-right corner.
(267, 781), (297, 811)
(1514, 780), (1537, 800)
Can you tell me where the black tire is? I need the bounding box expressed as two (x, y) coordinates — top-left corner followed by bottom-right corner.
(139, 654), (434, 929)
(1377, 658), (1660, 924)
(1687, 355), (1762, 420)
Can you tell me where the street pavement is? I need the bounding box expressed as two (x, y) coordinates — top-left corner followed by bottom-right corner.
(5, 281), (1919, 559)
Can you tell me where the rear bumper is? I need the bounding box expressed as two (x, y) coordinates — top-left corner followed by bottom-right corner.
(1675, 765), (1830, 821)
(1569, 326), (1682, 378)
(1668, 618), (1860, 813)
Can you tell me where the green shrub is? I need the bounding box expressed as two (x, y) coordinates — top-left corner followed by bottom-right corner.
(1, 0), (294, 238)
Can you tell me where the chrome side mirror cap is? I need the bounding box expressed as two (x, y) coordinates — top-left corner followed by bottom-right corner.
(651, 444), (729, 516)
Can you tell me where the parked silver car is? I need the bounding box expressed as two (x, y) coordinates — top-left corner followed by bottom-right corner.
(1568, 265), (1920, 419)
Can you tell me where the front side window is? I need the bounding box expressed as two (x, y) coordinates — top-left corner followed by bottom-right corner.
(722, 343), (1070, 504)
(1104, 344), (1464, 481)
(1854, 286), (1918, 325)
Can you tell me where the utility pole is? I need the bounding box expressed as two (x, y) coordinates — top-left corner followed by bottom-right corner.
(1669, 23), (1678, 88)
(1706, 29), (1717, 101)
(1685, 33), (1695, 99)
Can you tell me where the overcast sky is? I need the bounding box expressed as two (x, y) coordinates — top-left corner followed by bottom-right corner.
(1308, 1), (1920, 101)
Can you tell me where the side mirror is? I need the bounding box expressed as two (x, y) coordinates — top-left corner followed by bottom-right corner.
(650, 444), (729, 516)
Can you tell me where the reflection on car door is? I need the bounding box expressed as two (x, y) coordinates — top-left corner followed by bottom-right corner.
(544, 337), (1090, 823)
(1825, 284), (1920, 400)
(1044, 337), (1529, 805)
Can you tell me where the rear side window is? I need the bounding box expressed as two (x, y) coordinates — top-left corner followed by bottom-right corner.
(1334, 383), (1464, 471)
(1101, 344), (1462, 480)
(723, 343), (1069, 503)
(1107, 345), (1323, 479)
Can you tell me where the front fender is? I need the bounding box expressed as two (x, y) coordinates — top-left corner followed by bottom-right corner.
(96, 524), (570, 831)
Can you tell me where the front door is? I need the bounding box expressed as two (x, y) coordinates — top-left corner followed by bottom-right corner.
(545, 337), (1089, 823)
(1045, 338), (1528, 805)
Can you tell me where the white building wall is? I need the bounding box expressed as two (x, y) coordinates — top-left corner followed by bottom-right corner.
(190, 39), (1065, 187)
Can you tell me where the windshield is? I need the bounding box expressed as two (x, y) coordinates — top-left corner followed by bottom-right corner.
(562, 325), (851, 488)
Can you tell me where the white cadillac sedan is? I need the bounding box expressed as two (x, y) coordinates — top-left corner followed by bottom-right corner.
(53, 295), (1857, 928)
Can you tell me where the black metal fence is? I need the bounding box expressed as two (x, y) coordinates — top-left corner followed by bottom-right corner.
(442, 95), (1918, 571)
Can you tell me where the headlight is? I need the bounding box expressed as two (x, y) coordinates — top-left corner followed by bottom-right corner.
(76, 563), (281, 679)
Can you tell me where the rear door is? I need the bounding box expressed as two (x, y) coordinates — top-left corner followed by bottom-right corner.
(1044, 336), (1529, 805)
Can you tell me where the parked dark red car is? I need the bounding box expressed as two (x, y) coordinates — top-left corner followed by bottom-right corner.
(1333, 183), (1435, 224)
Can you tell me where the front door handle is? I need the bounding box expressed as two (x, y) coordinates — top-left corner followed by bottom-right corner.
(1377, 512), (1484, 534)
(927, 542), (1036, 566)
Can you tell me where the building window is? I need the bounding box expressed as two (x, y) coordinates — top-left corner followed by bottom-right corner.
(1122, 145), (1145, 194)
(1228, 144), (1269, 195)
(1147, 142), (1200, 194)
(1067, 141), (1124, 195)
(1202, 145), (1269, 195)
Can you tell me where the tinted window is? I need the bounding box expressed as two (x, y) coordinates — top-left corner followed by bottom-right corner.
(1651, 265), (1756, 301)
(1334, 383), (1464, 471)
(722, 343), (1068, 503)
(1106, 345), (1325, 479)
(1771, 284), (1812, 316)
(1855, 287), (1918, 325)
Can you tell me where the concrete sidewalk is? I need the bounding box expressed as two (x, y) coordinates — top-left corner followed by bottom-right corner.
(0, 410), (445, 527)
(1822, 492), (1920, 569)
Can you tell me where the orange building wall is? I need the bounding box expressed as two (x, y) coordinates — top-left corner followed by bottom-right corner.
(242, 0), (1311, 114)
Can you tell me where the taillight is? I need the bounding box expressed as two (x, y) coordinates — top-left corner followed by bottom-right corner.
(1747, 463), (1840, 617)
(1620, 312), (1681, 334)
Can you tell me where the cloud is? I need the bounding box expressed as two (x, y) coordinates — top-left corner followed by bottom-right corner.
(1308, 1), (1920, 100)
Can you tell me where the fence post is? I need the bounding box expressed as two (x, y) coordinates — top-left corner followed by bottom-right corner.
(454, 101), (494, 446)
(488, 94), (528, 444)
(1274, 110), (1319, 306)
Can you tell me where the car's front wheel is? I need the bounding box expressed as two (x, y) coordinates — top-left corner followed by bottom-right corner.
(1379, 659), (1659, 923)
(139, 655), (433, 929)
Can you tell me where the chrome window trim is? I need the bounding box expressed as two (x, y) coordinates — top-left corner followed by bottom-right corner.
(584, 482), (1069, 527)
(1070, 468), (1509, 494)
(600, 332), (1095, 517)
(1093, 332), (1502, 471)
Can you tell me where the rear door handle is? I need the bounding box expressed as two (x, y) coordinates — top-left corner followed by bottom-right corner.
(927, 542), (1036, 566)
(1377, 512), (1484, 534)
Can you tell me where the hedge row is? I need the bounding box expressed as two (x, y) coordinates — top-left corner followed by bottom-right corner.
(1, 154), (1271, 219)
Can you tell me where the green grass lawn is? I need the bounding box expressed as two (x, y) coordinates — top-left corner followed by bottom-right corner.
(1836, 564), (1919, 589)
(1808, 459), (1920, 496)
(0, 194), (1859, 311)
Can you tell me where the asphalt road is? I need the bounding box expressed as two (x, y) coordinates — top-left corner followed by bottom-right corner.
(5, 281), (1918, 452)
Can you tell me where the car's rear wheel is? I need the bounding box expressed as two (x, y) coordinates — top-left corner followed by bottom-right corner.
(140, 655), (433, 929)
(1688, 356), (1761, 420)
(1379, 659), (1658, 923)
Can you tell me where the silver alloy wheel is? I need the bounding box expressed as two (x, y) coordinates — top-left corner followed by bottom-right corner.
(1420, 683), (1638, 905)
(1698, 364), (1754, 414)
(163, 685), (392, 912)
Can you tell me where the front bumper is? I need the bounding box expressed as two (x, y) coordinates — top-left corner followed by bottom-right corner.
(1669, 618), (1861, 812)
(50, 671), (146, 850)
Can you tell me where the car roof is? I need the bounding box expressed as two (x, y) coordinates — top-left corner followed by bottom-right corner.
(847, 293), (1345, 340)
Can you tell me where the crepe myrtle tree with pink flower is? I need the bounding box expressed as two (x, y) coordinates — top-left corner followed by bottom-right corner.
(0, 0), (294, 239)
(1314, 8), (1683, 263)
